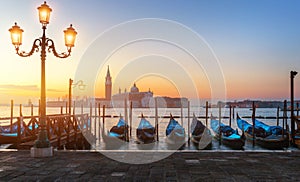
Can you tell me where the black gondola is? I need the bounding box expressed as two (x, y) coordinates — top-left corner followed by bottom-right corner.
(136, 115), (156, 144)
(190, 115), (212, 150)
(165, 115), (186, 149)
(102, 117), (128, 149)
(237, 114), (289, 149)
(211, 116), (245, 150)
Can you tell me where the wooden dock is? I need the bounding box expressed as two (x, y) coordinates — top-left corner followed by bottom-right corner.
(0, 113), (93, 150)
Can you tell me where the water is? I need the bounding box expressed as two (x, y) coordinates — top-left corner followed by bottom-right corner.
(0, 106), (296, 151)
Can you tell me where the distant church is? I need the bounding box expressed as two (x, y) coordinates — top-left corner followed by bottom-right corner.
(96, 66), (188, 108)
(105, 66), (112, 101)
(112, 83), (154, 108)
(95, 66), (154, 108)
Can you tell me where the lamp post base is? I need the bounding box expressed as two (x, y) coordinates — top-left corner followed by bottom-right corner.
(30, 146), (53, 158)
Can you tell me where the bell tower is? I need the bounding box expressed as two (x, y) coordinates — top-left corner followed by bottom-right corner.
(105, 66), (112, 100)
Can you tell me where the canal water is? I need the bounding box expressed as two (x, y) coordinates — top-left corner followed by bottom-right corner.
(0, 106), (297, 151)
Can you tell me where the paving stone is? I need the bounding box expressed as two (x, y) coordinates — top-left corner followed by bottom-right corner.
(0, 151), (299, 181)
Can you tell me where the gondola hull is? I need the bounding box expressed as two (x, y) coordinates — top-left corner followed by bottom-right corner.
(0, 121), (30, 144)
(0, 133), (18, 144)
(136, 128), (156, 144)
(191, 127), (212, 150)
(102, 118), (128, 149)
(211, 119), (245, 150)
(102, 132), (127, 149)
(295, 136), (300, 148)
(214, 133), (245, 150)
(165, 118), (186, 149)
(237, 116), (289, 149)
(136, 118), (156, 150)
(165, 130), (186, 150)
(191, 117), (212, 150)
(244, 132), (289, 150)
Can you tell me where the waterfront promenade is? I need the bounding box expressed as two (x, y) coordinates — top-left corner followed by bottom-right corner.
(0, 150), (299, 181)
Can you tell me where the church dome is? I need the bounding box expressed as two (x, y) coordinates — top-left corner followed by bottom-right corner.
(130, 83), (139, 93)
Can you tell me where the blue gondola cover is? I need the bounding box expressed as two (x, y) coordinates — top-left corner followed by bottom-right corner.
(166, 118), (184, 136)
(138, 118), (154, 129)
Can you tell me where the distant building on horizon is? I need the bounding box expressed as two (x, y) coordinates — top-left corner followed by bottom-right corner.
(95, 66), (188, 108)
(112, 83), (153, 108)
(95, 66), (112, 107)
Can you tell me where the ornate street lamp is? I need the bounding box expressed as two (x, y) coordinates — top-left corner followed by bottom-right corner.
(9, 1), (77, 157)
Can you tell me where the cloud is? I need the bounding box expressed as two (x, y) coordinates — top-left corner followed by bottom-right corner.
(0, 84), (39, 91)
(47, 89), (65, 92)
(0, 84), (65, 93)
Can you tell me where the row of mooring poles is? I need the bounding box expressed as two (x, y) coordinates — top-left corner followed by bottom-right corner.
(10, 99), (37, 133)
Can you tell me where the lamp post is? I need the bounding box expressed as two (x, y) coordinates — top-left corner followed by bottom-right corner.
(291, 71), (298, 145)
(69, 79), (86, 114)
(9, 1), (77, 157)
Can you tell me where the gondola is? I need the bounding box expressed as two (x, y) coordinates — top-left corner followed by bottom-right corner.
(102, 117), (129, 149)
(237, 114), (289, 149)
(293, 117), (300, 148)
(136, 115), (156, 144)
(190, 115), (212, 150)
(165, 115), (186, 149)
(211, 115), (245, 150)
(0, 121), (27, 144)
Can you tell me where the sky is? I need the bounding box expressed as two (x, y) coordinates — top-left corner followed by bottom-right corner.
(0, 0), (299, 104)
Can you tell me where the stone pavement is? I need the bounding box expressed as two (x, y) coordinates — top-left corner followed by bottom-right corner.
(0, 150), (299, 181)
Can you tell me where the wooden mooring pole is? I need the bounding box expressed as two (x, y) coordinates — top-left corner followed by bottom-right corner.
(102, 105), (106, 131)
(98, 103), (101, 140)
(276, 106), (280, 126)
(232, 106), (235, 120)
(10, 100), (13, 132)
(94, 102), (97, 136)
(124, 98), (129, 141)
(17, 104), (22, 147)
(205, 101), (208, 126)
(155, 98), (159, 141)
(73, 101), (76, 115)
(89, 102), (92, 132)
(283, 100), (289, 147)
(73, 101), (77, 149)
(129, 101), (132, 138)
(218, 103), (221, 145)
(229, 105), (232, 127)
(187, 101), (190, 145)
(31, 104), (35, 133)
(181, 103), (183, 126)
(297, 102), (299, 118)
(252, 101), (256, 147)
(290, 71), (297, 145)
